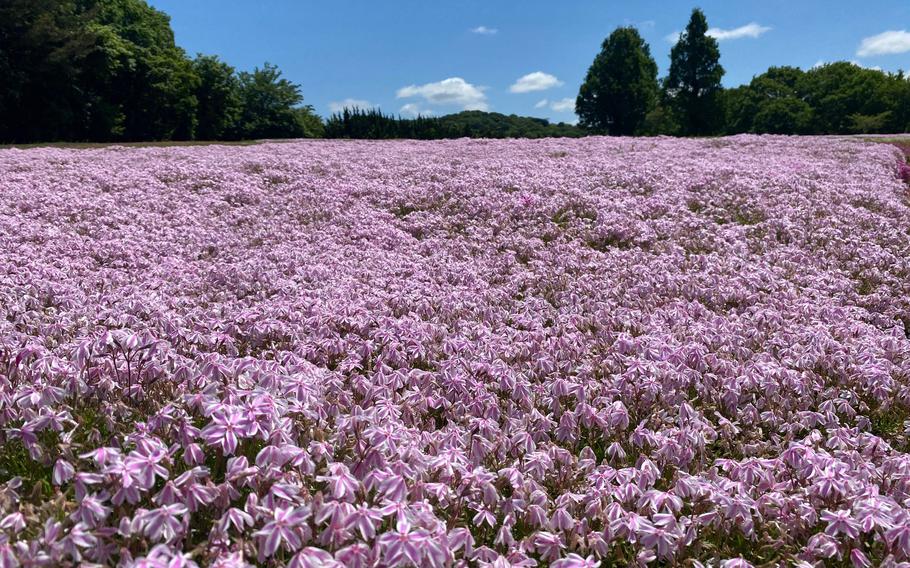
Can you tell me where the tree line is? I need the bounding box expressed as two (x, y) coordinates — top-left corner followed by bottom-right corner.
(2, 2), (908, 143)
(577, 9), (910, 136)
(0, 0), (322, 144)
(323, 108), (582, 139)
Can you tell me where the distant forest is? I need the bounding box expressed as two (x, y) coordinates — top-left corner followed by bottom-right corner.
(323, 109), (582, 140)
(1, 1), (909, 144)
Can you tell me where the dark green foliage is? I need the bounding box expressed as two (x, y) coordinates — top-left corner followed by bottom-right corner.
(192, 54), (241, 140)
(324, 108), (583, 140)
(722, 67), (813, 134)
(83, 0), (200, 140)
(0, 0), (320, 143)
(234, 63), (309, 139)
(0, 0), (97, 143)
(3, 1), (909, 143)
(576, 27), (659, 135)
(640, 102), (680, 136)
(753, 98), (814, 134)
(797, 62), (902, 134)
(665, 9), (725, 135)
(722, 63), (909, 135)
(294, 106), (326, 138)
(440, 111), (582, 138)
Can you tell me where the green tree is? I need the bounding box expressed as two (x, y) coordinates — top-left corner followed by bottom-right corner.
(798, 62), (892, 134)
(723, 66), (811, 134)
(0, 0), (97, 143)
(576, 26), (659, 135)
(293, 106), (325, 138)
(234, 63), (307, 139)
(79, 0), (199, 140)
(753, 98), (813, 134)
(720, 85), (757, 134)
(888, 71), (910, 132)
(323, 109), (583, 140)
(665, 8), (725, 135)
(192, 54), (241, 140)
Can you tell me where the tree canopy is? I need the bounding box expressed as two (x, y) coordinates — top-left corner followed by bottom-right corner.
(665, 8), (725, 135)
(576, 27), (659, 135)
(2, 1), (909, 143)
(0, 0), (320, 143)
(723, 63), (910, 135)
(324, 108), (583, 140)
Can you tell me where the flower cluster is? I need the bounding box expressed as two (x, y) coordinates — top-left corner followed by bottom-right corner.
(0, 136), (909, 566)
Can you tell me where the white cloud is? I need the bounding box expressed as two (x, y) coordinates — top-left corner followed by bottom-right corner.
(328, 98), (374, 113)
(471, 25), (498, 35)
(550, 98), (575, 113)
(532, 98), (575, 113)
(396, 77), (488, 111)
(813, 59), (883, 71)
(623, 18), (655, 29)
(857, 30), (910, 57)
(399, 103), (434, 118)
(509, 71), (564, 93)
(850, 60), (883, 71)
(709, 23), (771, 41)
(666, 22), (771, 43)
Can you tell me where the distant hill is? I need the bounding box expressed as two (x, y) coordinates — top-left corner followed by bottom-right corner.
(437, 110), (583, 139)
(323, 108), (584, 139)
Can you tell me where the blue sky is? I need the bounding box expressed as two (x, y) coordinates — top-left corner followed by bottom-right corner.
(147, 0), (910, 124)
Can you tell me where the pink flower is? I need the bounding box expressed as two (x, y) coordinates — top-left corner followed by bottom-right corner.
(53, 459), (75, 485)
(850, 549), (872, 568)
(0, 513), (25, 533)
(254, 506), (310, 557)
(638, 522), (680, 560)
(135, 504), (188, 543)
(885, 521), (910, 557)
(720, 559), (754, 568)
(377, 528), (427, 566)
(317, 463), (360, 502)
(552, 553), (601, 568)
(821, 509), (861, 540)
(202, 408), (254, 455)
(344, 505), (383, 540)
(551, 508), (576, 532)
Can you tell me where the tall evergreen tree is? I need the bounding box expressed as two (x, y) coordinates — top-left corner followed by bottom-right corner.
(576, 26), (659, 135)
(665, 8), (725, 135)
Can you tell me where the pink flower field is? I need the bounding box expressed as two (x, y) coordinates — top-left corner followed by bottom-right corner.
(1, 136), (910, 567)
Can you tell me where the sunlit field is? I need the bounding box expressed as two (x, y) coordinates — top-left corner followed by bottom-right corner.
(1, 137), (909, 566)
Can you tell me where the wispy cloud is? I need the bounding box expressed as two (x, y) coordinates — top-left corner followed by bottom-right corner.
(857, 30), (910, 57)
(549, 98), (575, 113)
(666, 22), (771, 43)
(471, 25), (498, 35)
(328, 98), (374, 113)
(399, 103), (434, 118)
(851, 60), (883, 71)
(710, 23), (772, 40)
(532, 98), (575, 113)
(812, 59), (883, 71)
(396, 77), (488, 111)
(509, 72), (564, 94)
(624, 19), (656, 29)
